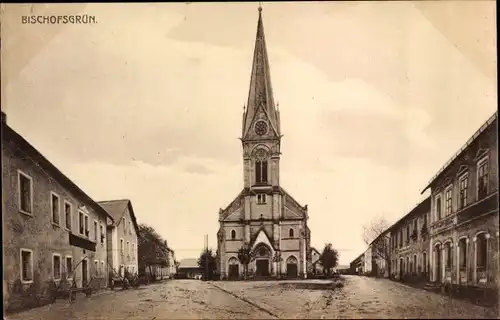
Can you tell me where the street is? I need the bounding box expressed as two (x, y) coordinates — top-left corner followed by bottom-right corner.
(6, 277), (498, 319)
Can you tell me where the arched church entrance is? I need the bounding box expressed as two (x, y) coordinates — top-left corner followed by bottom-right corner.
(254, 244), (271, 277)
(228, 257), (239, 280)
(286, 256), (298, 279)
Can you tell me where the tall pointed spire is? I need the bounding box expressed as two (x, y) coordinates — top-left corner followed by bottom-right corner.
(242, 6), (280, 138)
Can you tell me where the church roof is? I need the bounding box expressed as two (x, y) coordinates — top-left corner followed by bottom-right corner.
(242, 7), (280, 138)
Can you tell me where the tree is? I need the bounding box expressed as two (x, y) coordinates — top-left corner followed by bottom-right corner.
(362, 217), (391, 277)
(319, 243), (339, 276)
(237, 243), (253, 280)
(138, 224), (170, 280)
(197, 248), (217, 280)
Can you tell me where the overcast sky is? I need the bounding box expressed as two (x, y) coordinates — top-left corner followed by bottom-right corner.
(2, 2), (496, 265)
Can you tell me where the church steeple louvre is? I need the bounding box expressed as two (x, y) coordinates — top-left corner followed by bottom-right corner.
(241, 5), (280, 139)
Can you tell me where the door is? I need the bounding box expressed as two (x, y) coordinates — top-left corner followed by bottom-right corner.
(256, 259), (269, 276)
(286, 264), (298, 278)
(399, 259), (403, 280)
(228, 265), (239, 279)
(82, 259), (88, 287)
(436, 249), (442, 283)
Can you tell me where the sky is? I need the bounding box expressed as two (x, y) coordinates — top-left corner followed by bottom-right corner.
(1, 2), (497, 265)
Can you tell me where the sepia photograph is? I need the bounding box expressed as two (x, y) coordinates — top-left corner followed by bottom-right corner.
(1, 1), (498, 319)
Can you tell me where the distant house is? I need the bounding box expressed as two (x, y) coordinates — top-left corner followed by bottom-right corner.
(143, 243), (176, 280)
(177, 258), (202, 279)
(309, 248), (323, 274)
(98, 199), (139, 280)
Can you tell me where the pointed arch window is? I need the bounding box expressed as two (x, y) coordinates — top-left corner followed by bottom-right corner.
(231, 230), (236, 240)
(255, 161), (268, 185)
(289, 228), (294, 238)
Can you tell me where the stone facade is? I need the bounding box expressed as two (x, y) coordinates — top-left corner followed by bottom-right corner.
(388, 197), (431, 281)
(424, 112), (499, 289)
(2, 115), (112, 313)
(216, 8), (311, 280)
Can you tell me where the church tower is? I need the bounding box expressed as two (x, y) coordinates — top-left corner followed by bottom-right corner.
(241, 6), (281, 191)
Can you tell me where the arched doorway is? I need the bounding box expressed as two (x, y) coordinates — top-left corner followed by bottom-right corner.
(434, 243), (442, 283)
(254, 244), (271, 277)
(286, 256), (298, 279)
(228, 257), (239, 280)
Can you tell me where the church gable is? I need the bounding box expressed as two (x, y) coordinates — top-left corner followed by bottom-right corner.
(243, 103), (279, 141)
(250, 227), (275, 251)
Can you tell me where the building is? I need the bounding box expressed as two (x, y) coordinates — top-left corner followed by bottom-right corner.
(2, 112), (113, 312)
(216, 7), (311, 281)
(309, 247), (323, 274)
(349, 253), (364, 275)
(388, 197), (431, 281)
(369, 230), (391, 278)
(98, 199), (139, 279)
(363, 246), (373, 275)
(177, 258), (202, 279)
(422, 112), (498, 292)
(143, 245), (176, 280)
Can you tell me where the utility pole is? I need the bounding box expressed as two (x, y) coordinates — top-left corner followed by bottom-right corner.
(204, 234), (208, 281)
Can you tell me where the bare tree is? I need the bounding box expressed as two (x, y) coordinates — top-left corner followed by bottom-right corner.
(362, 217), (391, 277)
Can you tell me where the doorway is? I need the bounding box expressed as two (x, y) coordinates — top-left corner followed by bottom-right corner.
(435, 245), (442, 283)
(82, 259), (88, 287)
(287, 264), (298, 278)
(256, 259), (269, 276)
(228, 265), (239, 279)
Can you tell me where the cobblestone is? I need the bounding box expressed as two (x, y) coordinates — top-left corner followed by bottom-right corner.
(5, 277), (499, 319)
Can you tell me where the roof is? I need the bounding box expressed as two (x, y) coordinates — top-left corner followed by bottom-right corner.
(242, 7), (280, 138)
(421, 111), (498, 194)
(2, 119), (114, 223)
(388, 196), (431, 232)
(178, 258), (200, 269)
(98, 199), (140, 234)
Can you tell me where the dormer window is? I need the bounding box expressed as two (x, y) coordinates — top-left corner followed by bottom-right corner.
(257, 194), (267, 205)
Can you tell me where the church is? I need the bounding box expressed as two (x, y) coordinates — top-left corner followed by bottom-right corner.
(216, 7), (312, 280)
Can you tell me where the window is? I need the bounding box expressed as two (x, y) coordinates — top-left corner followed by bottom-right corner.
(94, 220), (98, 241)
(101, 261), (105, 275)
(120, 239), (124, 255)
(100, 224), (105, 244)
(84, 215), (89, 237)
(289, 228), (294, 238)
(256, 194), (267, 205)
(127, 241), (130, 256)
(64, 201), (72, 230)
(445, 187), (452, 215)
(129, 221), (132, 234)
(132, 243), (135, 258)
(445, 243), (452, 269)
(230, 229), (236, 240)
(53, 254), (61, 280)
(79, 211), (84, 234)
(399, 230), (403, 248)
(459, 239), (467, 269)
(51, 192), (60, 225)
(436, 196), (442, 220)
(18, 171), (33, 215)
(20, 249), (33, 283)
(123, 217), (127, 232)
(422, 252), (427, 273)
(406, 225), (410, 243)
(66, 256), (73, 279)
(94, 260), (99, 276)
(476, 234), (487, 269)
(459, 174), (468, 209)
(255, 160), (268, 184)
(477, 158), (489, 200)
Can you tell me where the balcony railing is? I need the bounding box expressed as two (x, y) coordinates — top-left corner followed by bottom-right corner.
(457, 192), (498, 224)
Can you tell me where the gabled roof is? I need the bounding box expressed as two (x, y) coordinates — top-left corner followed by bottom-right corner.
(98, 199), (139, 234)
(421, 111), (497, 194)
(2, 118), (114, 223)
(388, 196), (431, 232)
